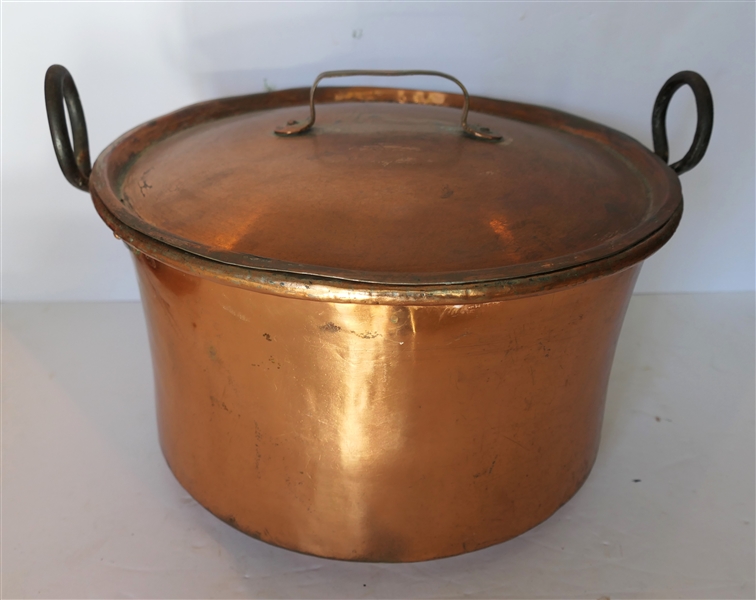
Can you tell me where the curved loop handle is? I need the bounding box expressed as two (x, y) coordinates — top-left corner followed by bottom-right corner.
(45, 65), (91, 191)
(274, 69), (502, 141)
(652, 70), (713, 175)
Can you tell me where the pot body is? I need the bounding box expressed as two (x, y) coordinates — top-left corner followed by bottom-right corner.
(133, 251), (641, 562)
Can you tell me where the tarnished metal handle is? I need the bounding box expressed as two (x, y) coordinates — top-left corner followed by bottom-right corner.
(45, 65), (91, 191)
(274, 69), (502, 141)
(652, 71), (713, 175)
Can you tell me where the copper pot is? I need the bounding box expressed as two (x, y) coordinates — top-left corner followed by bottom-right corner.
(45, 67), (713, 562)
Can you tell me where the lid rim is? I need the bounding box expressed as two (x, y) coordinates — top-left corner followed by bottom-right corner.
(91, 187), (682, 304)
(115, 213), (677, 287)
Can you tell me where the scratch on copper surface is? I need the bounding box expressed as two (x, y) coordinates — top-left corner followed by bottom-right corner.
(380, 157), (417, 167)
(380, 145), (421, 151)
(441, 304), (482, 318)
(222, 305), (250, 322)
(349, 329), (382, 339)
(408, 307), (418, 335)
(500, 433), (528, 451)
(488, 454), (499, 474)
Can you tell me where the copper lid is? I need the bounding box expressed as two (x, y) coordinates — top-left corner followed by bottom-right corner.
(91, 74), (681, 286)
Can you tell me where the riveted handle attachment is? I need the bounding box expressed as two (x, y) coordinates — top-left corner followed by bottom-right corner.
(274, 69), (503, 141)
(45, 65), (91, 191)
(652, 71), (713, 175)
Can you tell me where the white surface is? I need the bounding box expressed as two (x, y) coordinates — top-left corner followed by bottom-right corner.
(3, 293), (754, 599)
(1, 2), (754, 301)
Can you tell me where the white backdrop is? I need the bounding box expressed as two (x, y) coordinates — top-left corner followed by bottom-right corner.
(2, 1), (754, 301)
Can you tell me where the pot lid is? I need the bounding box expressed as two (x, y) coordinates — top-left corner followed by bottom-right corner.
(92, 76), (681, 286)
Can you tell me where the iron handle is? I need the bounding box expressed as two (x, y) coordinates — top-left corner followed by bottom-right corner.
(274, 69), (503, 141)
(652, 70), (713, 175)
(45, 64), (91, 191)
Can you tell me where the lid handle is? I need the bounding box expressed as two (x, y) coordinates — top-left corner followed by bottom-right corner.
(274, 69), (503, 141)
(652, 70), (713, 175)
(44, 65), (92, 191)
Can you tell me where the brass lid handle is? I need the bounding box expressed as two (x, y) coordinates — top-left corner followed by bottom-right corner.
(274, 69), (503, 141)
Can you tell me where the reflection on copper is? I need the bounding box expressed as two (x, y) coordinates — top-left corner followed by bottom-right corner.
(213, 213), (260, 251)
(490, 217), (515, 246)
(136, 251), (642, 561)
(331, 304), (399, 469)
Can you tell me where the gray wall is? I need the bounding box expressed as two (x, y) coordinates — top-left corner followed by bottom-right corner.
(3, 2), (753, 300)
